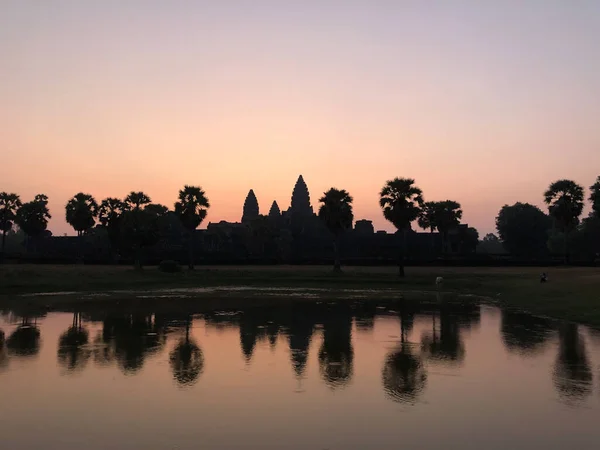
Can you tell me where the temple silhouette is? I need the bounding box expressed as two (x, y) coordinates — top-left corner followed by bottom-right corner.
(6, 175), (478, 264)
(199, 175), (476, 264)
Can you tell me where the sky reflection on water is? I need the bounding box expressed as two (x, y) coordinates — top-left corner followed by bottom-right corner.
(1, 298), (600, 449)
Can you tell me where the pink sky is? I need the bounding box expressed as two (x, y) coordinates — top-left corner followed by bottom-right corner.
(2, 1), (599, 236)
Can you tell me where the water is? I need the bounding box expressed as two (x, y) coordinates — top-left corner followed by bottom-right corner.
(1, 297), (599, 449)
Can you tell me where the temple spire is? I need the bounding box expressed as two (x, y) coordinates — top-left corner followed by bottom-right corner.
(290, 175), (313, 215)
(242, 189), (259, 223)
(268, 201), (281, 218)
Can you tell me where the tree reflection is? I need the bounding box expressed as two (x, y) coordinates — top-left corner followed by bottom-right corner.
(0, 329), (7, 370)
(553, 324), (592, 402)
(57, 312), (91, 374)
(6, 316), (41, 358)
(421, 310), (465, 367)
(382, 342), (427, 404)
(501, 310), (555, 356)
(102, 314), (166, 374)
(383, 303), (426, 403)
(318, 304), (354, 389)
(170, 316), (204, 387)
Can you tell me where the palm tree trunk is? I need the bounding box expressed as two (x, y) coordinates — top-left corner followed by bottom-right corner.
(134, 242), (142, 270)
(188, 230), (195, 270)
(398, 229), (406, 278)
(564, 231), (569, 264)
(333, 236), (341, 272)
(1, 229), (6, 263)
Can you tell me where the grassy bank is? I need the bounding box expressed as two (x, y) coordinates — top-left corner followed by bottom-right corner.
(1, 264), (599, 326)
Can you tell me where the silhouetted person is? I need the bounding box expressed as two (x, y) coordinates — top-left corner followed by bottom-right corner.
(540, 272), (548, 283)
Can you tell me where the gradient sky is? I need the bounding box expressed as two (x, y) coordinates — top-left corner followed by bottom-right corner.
(2, 0), (599, 236)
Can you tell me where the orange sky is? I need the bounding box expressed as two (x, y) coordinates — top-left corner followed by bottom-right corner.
(2, 2), (599, 236)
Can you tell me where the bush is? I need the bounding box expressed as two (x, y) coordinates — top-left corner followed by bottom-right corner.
(158, 260), (181, 273)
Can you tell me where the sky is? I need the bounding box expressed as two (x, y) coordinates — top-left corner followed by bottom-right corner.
(2, 0), (599, 236)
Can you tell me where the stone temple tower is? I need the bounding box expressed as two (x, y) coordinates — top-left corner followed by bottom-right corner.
(268, 201), (281, 218)
(242, 189), (259, 224)
(290, 175), (313, 216)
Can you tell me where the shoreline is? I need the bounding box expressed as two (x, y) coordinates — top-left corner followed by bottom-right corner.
(1, 264), (599, 327)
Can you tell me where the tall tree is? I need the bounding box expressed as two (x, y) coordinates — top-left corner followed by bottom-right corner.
(418, 201), (438, 254)
(98, 198), (129, 262)
(0, 192), (22, 262)
(120, 192), (161, 269)
(379, 178), (423, 277)
(65, 193), (98, 263)
(174, 185), (210, 270)
(544, 180), (585, 262)
(434, 200), (463, 254)
(590, 176), (600, 217)
(15, 195), (52, 249)
(318, 188), (354, 272)
(496, 203), (551, 258)
(417, 202), (437, 234)
(65, 193), (98, 236)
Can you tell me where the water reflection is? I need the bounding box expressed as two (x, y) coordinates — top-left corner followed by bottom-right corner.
(6, 315), (41, 358)
(553, 323), (593, 403)
(287, 304), (315, 378)
(383, 304), (426, 403)
(421, 308), (465, 367)
(501, 310), (555, 356)
(169, 315), (204, 387)
(0, 328), (7, 370)
(57, 312), (91, 374)
(0, 298), (599, 415)
(100, 314), (167, 374)
(318, 303), (354, 389)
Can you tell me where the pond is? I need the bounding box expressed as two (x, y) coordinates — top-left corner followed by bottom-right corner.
(0, 296), (599, 449)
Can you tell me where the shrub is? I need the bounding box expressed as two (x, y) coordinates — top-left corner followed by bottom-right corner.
(158, 260), (181, 273)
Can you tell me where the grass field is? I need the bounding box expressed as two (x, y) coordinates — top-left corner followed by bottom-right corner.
(1, 264), (599, 327)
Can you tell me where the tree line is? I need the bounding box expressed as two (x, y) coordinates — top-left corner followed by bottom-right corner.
(3, 176), (595, 271)
(0, 178), (473, 274)
(483, 177), (600, 262)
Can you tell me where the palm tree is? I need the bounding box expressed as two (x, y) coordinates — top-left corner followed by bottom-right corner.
(124, 191), (151, 210)
(65, 193), (98, 262)
(544, 180), (584, 262)
(174, 185), (210, 270)
(318, 188), (353, 272)
(98, 198), (129, 263)
(434, 200), (463, 255)
(15, 194), (51, 252)
(379, 178), (424, 277)
(590, 176), (600, 217)
(0, 192), (22, 262)
(121, 192), (152, 269)
(65, 193), (99, 237)
(418, 201), (438, 255)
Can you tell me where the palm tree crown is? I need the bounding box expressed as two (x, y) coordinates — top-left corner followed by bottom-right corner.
(0, 192), (22, 233)
(379, 178), (424, 231)
(65, 193), (98, 234)
(318, 188), (354, 235)
(174, 185), (210, 231)
(124, 192), (151, 210)
(543, 179), (584, 232)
